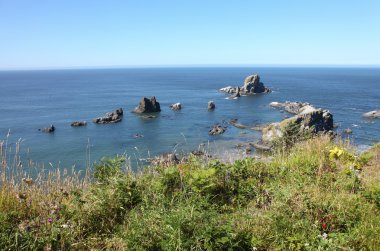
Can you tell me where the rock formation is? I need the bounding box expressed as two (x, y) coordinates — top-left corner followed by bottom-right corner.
(220, 74), (270, 95)
(39, 125), (55, 133)
(228, 118), (247, 129)
(270, 101), (311, 114)
(71, 121), (87, 127)
(169, 102), (182, 111)
(134, 97), (161, 113)
(209, 125), (226, 135)
(93, 108), (123, 124)
(344, 128), (353, 134)
(262, 103), (333, 142)
(363, 110), (380, 118)
(151, 153), (179, 167)
(208, 101), (215, 110)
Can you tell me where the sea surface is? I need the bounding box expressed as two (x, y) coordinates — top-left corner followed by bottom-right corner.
(0, 67), (379, 170)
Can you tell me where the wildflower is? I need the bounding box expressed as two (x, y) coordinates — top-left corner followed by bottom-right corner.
(322, 233), (328, 240)
(322, 223), (327, 230)
(48, 218), (53, 223)
(329, 146), (344, 160)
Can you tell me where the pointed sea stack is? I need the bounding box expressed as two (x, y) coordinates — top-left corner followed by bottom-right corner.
(134, 96), (161, 113)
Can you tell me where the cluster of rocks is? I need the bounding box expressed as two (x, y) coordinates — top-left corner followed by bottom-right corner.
(36, 70), (380, 163)
(93, 108), (123, 124)
(262, 102), (334, 143)
(220, 74), (271, 96)
(39, 96), (221, 133)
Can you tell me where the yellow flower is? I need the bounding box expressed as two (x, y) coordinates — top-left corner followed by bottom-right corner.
(329, 146), (344, 160)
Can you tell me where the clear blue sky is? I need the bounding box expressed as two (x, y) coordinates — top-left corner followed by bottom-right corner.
(0, 0), (379, 69)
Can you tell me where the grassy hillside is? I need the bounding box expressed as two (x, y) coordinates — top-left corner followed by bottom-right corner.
(1, 136), (379, 250)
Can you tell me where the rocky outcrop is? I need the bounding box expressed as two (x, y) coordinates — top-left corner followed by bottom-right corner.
(71, 121), (87, 127)
(93, 108), (123, 124)
(228, 118), (247, 129)
(242, 74), (270, 93)
(249, 142), (272, 151)
(208, 101), (215, 110)
(262, 104), (333, 142)
(39, 125), (55, 133)
(209, 125), (226, 135)
(220, 74), (270, 95)
(169, 102), (182, 111)
(270, 101), (311, 114)
(134, 97), (161, 113)
(363, 110), (380, 118)
(151, 153), (179, 167)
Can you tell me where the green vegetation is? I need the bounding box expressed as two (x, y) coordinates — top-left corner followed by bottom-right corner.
(1, 136), (379, 250)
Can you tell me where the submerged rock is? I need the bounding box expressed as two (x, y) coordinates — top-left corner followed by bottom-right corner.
(220, 74), (270, 95)
(228, 118), (247, 129)
(134, 96), (161, 113)
(71, 121), (87, 127)
(363, 110), (380, 118)
(169, 102), (182, 111)
(39, 125), (55, 133)
(209, 125), (226, 135)
(93, 108), (123, 124)
(344, 128), (353, 134)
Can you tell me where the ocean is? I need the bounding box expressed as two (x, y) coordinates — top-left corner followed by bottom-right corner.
(0, 67), (379, 170)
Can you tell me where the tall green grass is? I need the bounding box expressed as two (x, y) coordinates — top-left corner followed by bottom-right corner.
(1, 135), (379, 250)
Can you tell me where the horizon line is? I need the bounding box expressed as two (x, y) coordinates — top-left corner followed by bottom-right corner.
(1, 63), (380, 71)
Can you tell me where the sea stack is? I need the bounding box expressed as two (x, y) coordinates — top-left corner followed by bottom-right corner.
(134, 96), (161, 113)
(220, 74), (271, 95)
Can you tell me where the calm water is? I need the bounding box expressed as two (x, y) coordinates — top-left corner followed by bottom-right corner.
(0, 67), (379, 170)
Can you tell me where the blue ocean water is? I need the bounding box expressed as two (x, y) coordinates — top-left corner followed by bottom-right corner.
(0, 67), (379, 170)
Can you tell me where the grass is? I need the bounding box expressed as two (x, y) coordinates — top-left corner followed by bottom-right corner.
(0, 135), (379, 250)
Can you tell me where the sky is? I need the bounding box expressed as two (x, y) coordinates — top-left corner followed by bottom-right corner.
(0, 0), (380, 70)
